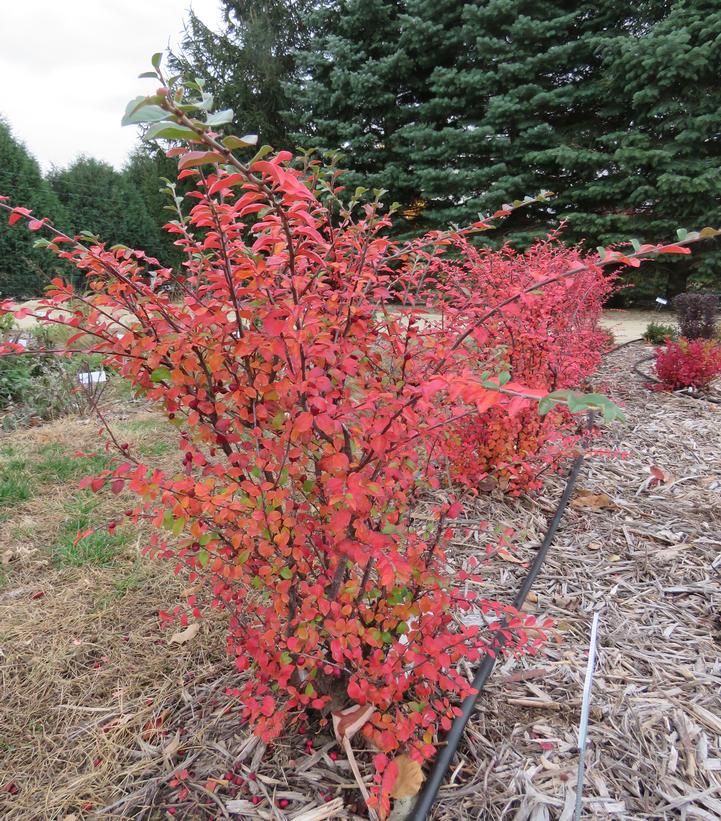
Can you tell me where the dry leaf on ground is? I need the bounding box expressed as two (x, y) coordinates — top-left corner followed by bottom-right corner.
(169, 622), (200, 644)
(497, 547), (524, 563)
(389, 754), (425, 799)
(571, 489), (616, 510)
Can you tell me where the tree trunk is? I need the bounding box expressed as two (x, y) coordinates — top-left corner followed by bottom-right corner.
(665, 261), (691, 301)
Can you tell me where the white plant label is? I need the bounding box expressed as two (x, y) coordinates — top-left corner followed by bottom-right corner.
(78, 370), (107, 386)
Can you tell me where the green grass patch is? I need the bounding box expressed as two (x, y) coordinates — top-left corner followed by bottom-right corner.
(0, 459), (32, 510)
(32, 443), (111, 483)
(0, 443), (112, 511)
(52, 495), (128, 567)
(138, 439), (173, 458)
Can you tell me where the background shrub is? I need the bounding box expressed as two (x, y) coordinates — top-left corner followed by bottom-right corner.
(643, 321), (678, 344)
(673, 293), (719, 340)
(655, 337), (721, 392)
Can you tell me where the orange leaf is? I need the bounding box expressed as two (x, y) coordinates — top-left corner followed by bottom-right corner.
(388, 754), (425, 799)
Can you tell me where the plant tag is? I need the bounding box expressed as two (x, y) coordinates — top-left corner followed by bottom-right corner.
(78, 370), (107, 385)
(656, 297), (668, 305)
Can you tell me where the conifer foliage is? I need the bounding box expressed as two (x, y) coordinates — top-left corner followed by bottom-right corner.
(0, 119), (67, 298)
(290, 0), (721, 295)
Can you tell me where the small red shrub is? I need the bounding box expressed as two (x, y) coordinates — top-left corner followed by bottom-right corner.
(654, 337), (721, 392)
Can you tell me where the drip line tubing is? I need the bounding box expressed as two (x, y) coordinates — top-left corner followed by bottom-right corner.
(407, 454), (585, 821)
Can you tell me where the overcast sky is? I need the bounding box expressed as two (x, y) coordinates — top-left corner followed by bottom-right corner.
(0, 0), (224, 171)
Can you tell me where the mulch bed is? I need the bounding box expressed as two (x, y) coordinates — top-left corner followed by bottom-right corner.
(1, 342), (719, 820)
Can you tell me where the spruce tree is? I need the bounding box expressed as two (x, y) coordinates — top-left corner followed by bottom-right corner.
(597, 0), (721, 296)
(292, 0), (720, 295)
(171, 1), (312, 149)
(0, 118), (67, 298)
(48, 157), (162, 259)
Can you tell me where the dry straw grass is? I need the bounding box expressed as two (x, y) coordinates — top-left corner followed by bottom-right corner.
(0, 343), (719, 820)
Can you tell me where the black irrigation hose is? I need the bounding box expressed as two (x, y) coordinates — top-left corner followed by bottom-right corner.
(407, 454), (585, 821)
(609, 336), (643, 354)
(633, 354), (721, 405)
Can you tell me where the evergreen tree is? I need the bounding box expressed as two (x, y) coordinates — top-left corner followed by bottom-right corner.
(171, 1), (313, 149)
(124, 146), (183, 267)
(48, 157), (163, 259)
(0, 118), (67, 298)
(597, 0), (721, 296)
(292, 0), (420, 213)
(293, 1), (720, 295)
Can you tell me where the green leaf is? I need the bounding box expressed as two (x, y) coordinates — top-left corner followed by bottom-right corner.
(151, 52), (163, 70)
(279, 566), (293, 580)
(144, 122), (197, 142)
(178, 150), (224, 170)
(250, 145), (274, 163)
(150, 366), (171, 383)
(198, 92), (214, 111)
(304, 682), (315, 697)
(205, 109), (234, 126)
(138, 71), (158, 79)
(676, 228), (688, 241)
(280, 651), (292, 666)
(162, 510), (174, 530)
(223, 134), (258, 150)
(171, 516), (186, 536)
(122, 99), (169, 127)
(197, 549), (209, 567)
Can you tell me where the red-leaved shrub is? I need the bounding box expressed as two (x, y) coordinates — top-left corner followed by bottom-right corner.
(655, 337), (721, 392)
(0, 65), (701, 815)
(431, 238), (615, 493)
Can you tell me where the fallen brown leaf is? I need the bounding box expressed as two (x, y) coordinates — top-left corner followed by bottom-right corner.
(571, 490), (616, 510)
(169, 622), (200, 644)
(497, 548), (523, 563)
(389, 754), (425, 799)
(332, 703), (375, 743)
(649, 465), (674, 485)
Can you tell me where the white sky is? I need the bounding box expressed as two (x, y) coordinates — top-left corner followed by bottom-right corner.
(0, 0), (224, 171)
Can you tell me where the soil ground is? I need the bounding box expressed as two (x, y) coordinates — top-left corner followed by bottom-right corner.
(0, 343), (719, 820)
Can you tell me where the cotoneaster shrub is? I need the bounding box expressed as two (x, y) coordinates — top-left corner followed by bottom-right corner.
(655, 337), (721, 392)
(429, 238), (615, 493)
(0, 62), (710, 816)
